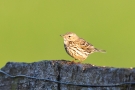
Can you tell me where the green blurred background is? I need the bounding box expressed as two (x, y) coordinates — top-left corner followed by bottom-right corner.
(0, 0), (135, 68)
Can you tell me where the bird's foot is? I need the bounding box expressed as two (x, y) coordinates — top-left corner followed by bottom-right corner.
(67, 60), (76, 64)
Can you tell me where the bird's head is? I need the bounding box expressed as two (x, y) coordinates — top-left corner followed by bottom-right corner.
(60, 32), (79, 41)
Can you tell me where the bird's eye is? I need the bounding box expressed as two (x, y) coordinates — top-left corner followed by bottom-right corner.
(68, 36), (71, 37)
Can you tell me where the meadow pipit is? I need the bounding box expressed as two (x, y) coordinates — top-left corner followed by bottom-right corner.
(61, 32), (106, 63)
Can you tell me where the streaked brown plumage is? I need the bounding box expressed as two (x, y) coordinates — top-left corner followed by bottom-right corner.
(61, 32), (106, 63)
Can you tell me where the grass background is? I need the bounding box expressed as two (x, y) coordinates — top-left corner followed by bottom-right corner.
(0, 0), (135, 68)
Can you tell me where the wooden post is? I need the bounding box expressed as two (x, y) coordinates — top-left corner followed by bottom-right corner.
(0, 60), (135, 90)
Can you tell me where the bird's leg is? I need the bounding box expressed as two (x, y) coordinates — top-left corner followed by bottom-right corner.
(70, 59), (76, 64)
(77, 61), (82, 64)
(77, 60), (84, 64)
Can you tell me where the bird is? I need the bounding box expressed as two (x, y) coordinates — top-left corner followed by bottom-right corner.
(60, 32), (106, 63)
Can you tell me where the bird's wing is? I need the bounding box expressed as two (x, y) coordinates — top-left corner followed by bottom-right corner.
(76, 38), (95, 53)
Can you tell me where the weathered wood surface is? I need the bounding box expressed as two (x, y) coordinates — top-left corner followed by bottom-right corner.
(0, 60), (135, 90)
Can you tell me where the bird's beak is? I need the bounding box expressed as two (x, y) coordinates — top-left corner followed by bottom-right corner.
(60, 34), (63, 37)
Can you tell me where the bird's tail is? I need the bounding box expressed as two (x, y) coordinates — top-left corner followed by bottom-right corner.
(94, 48), (106, 53)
